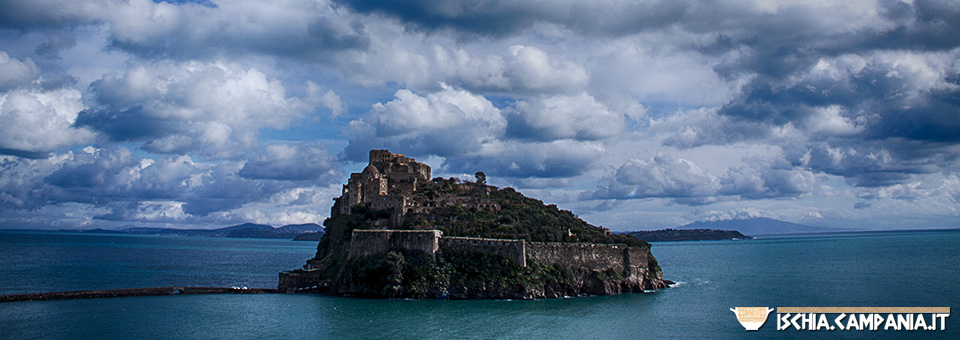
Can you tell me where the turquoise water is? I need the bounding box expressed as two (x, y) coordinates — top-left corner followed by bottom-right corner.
(0, 231), (318, 294)
(0, 230), (957, 339)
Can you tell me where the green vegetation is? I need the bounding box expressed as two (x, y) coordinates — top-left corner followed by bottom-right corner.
(404, 178), (648, 247)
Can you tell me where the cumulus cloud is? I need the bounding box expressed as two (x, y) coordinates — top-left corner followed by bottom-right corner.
(0, 52), (39, 91)
(340, 41), (590, 96)
(343, 83), (505, 160)
(345, 84), (608, 181)
(589, 155), (720, 205)
(239, 142), (341, 182)
(505, 92), (623, 141)
(3, 0), (960, 230)
(719, 157), (818, 199)
(1, 141), (342, 223)
(0, 0), (369, 61)
(76, 61), (317, 158)
(588, 153), (821, 205)
(0, 52), (95, 158)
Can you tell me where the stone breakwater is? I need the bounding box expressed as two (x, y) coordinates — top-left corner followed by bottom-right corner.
(0, 287), (280, 303)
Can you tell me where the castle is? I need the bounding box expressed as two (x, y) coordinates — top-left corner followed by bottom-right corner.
(278, 149), (667, 296)
(337, 149), (498, 226)
(339, 150), (432, 220)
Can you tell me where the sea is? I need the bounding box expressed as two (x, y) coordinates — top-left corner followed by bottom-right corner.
(0, 229), (957, 339)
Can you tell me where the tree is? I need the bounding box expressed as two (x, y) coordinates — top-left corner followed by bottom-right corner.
(474, 171), (486, 185)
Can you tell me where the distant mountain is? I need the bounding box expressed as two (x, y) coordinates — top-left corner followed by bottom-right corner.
(221, 223), (273, 232)
(277, 223), (323, 233)
(679, 217), (839, 235)
(292, 232), (323, 241)
(226, 223), (323, 239)
(117, 223), (323, 240)
(628, 229), (749, 242)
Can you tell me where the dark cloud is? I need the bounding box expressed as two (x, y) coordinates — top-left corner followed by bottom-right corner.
(110, 15), (370, 61)
(587, 155), (821, 204)
(239, 143), (342, 182)
(790, 140), (948, 188)
(0, 0), (105, 29)
(0, 0), (369, 62)
(710, 48), (960, 188)
(0, 141), (343, 222)
(443, 140), (604, 179)
(333, 0), (689, 37)
(34, 30), (76, 57)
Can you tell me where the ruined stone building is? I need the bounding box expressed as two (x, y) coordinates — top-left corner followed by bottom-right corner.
(339, 150), (431, 218)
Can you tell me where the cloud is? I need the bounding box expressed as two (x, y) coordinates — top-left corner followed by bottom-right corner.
(444, 139), (605, 179)
(588, 154), (720, 205)
(239, 142), (341, 182)
(0, 0), (370, 61)
(587, 152), (822, 204)
(1, 141), (342, 222)
(719, 157), (818, 199)
(310, 83), (347, 117)
(76, 61), (318, 158)
(344, 84), (608, 181)
(338, 41), (590, 96)
(343, 83), (505, 160)
(0, 52), (95, 157)
(505, 92), (623, 141)
(0, 52), (39, 91)
(3, 0), (960, 230)
(332, 0), (689, 36)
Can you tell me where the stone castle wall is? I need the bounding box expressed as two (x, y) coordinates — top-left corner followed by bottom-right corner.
(347, 230), (441, 260)
(440, 236), (526, 266)
(346, 230), (648, 273)
(526, 242), (628, 272)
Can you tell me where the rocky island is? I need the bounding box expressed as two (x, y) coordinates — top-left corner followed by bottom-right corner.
(280, 150), (668, 299)
(628, 229), (750, 242)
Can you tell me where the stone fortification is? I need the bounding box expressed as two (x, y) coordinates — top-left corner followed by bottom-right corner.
(440, 236), (526, 267)
(346, 229), (648, 274)
(347, 229), (441, 260)
(340, 150), (430, 216)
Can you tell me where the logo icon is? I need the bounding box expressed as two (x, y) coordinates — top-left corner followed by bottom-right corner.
(731, 307), (775, 330)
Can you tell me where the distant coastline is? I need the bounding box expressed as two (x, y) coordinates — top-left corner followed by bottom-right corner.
(627, 229), (751, 242)
(0, 286), (280, 303)
(0, 222), (324, 241)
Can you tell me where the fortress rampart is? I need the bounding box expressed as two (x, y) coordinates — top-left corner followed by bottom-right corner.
(440, 236), (526, 266)
(346, 230), (648, 272)
(347, 230), (441, 260)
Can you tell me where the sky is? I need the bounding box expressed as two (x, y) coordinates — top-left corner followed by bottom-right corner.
(0, 0), (958, 231)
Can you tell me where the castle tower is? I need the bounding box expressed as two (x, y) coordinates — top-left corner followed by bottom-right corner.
(360, 163), (387, 202)
(339, 149), (432, 217)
